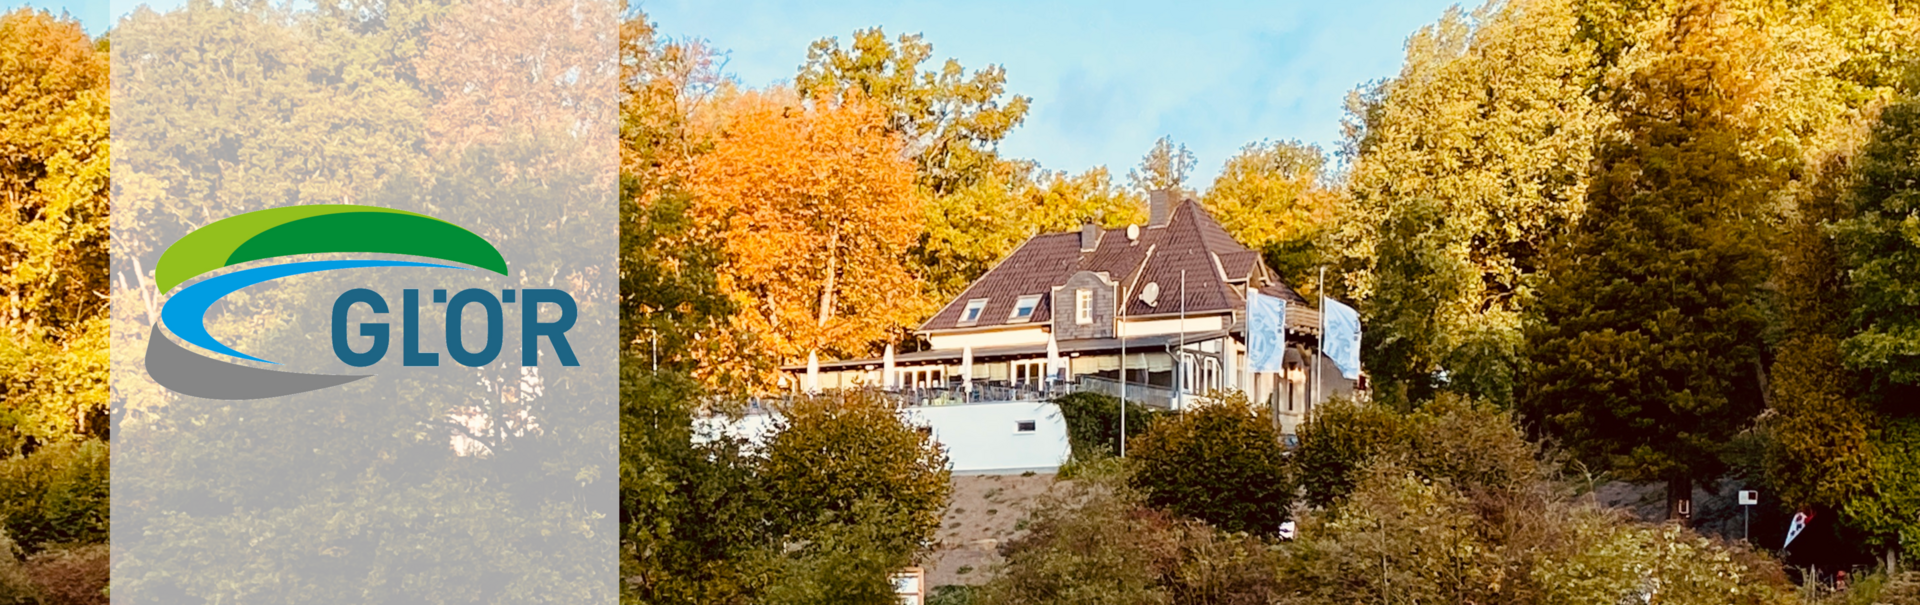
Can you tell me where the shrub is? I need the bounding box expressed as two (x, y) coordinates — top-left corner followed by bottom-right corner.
(760, 390), (952, 561)
(1843, 417), (1920, 553)
(1290, 396), (1408, 507)
(1292, 394), (1538, 508)
(1127, 392), (1290, 535)
(0, 440), (108, 552)
(981, 461), (1283, 605)
(1052, 392), (1165, 461)
(979, 465), (1178, 605)
(24, 543), (107, 605)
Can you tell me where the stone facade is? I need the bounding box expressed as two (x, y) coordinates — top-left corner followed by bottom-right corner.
(1050, 270), (1117, 340)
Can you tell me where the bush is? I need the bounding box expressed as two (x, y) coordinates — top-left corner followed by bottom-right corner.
(23, 543), (107, 605)
(1127, 393), (1290, 534)
(980, 461), (1283, 605)
(1843, 417), (1920, 553)
(0, 440), (108, 552)
(1292, 394), (1538, 508)
(1052, 392), (1165, 461)
(981, 469), (1178, 605)
(1291, 396), (1409, 507)
(760, 390), (952, 561)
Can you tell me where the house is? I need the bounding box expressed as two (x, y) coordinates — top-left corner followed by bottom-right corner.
(785, 190), (1359, 440)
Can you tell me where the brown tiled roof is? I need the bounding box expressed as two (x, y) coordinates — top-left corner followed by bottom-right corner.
(920, 198), (1313, 333)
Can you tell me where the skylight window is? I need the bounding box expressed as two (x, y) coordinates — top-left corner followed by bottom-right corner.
(959, 298), (989, 326)
(1008, 295), (1042, 322)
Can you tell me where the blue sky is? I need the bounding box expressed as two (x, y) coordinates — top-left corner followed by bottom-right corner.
(642, 0), (1464, 181)
(14, 0), (1464, 182)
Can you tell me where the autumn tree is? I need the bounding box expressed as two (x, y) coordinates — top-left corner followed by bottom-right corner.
(1524, 0), (1779, 519)
(1128, 136), (1196, 198)
(1764, 120), (1876, 514)
(0, 8), (109, 448)
(796, 28), (1038, 300)
(1202, 140), (1335, 295)
(1332, 0), (1602, 407)
(686, 90), (929, 388)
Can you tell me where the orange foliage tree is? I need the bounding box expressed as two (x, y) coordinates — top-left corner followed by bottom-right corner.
(688, 90), (929, 389)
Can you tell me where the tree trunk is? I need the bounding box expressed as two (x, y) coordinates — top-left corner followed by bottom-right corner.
(1668, 475), (1693, 522)
(818, 226), (839, 327)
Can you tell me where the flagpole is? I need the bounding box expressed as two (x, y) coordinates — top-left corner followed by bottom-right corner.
(1314, 267), (1324, 413)
(1119, 285), (1127, 458)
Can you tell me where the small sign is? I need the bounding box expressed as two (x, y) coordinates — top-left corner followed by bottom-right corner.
(1739, 490), (1759, 505)
(893, 567), (925, 605)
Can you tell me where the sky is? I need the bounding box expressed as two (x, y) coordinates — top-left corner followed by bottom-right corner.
(642, 0), (1464, 182)
(11, 0), (1465, 183)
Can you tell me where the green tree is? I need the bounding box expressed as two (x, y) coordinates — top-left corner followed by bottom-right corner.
(1833, 99), (1920, 395)
(1524, 0), (1779, 519)
(1843, 418), (1920, 556)
(1332, 0), (1602, 407)
(796, 27), (1029, 199)
(1126, 394), (1290, 534)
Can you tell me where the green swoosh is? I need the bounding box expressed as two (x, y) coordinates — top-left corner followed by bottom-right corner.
(155, 206), (509, 293)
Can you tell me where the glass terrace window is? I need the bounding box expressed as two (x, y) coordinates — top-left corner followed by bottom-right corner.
(959, 298), (989, 326)
(1008, 295), (1042, 322)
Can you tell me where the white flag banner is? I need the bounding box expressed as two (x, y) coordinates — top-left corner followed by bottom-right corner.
(1248, 292), (1287, 373)
(1321, 296), (1362, 379)
(1784, 511), (1811, 549)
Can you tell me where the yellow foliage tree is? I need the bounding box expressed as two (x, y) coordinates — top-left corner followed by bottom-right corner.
(688, 90), (929, 389)
(0, 9), (109, 448)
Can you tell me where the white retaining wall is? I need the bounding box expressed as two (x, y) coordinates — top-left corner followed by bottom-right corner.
(694, 400), (1072, 475)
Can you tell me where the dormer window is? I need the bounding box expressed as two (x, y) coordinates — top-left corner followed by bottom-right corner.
(1075, 289), (1093, 325)
(958, 298), (990, 326)
(1008, 295), (1042, 322)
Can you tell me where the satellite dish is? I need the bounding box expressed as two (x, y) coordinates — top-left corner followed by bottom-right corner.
(1127, 224), (1141, 242)
(1140, 282), (1160, 307)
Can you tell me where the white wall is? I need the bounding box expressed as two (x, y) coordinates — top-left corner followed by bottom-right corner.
(1120, 314), (1225, 338)
(693, 400), (1072, 475)
(927, 326), (1051, 350)
(903, 401), (1071, 474)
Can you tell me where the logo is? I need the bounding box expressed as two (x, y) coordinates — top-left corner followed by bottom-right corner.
(146, 205), (577, 400)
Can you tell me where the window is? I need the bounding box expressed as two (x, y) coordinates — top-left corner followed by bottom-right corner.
(1074, 289), (1093, 325)
(1204, 358), (1221, 392)
(1013, 360), (1048, 385)
(1015, 420), (1037, 433)
(908, 369), (945, 390)
(1008, 295), (1042, 322)
(959, 298), (989, 326)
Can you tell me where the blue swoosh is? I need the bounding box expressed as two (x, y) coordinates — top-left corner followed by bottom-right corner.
(160, 260), (461, 364)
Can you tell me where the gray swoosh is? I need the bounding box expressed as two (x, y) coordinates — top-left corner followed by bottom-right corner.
(146, 325), (371, 399)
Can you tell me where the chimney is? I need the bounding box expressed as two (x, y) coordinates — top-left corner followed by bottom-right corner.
(1080, 221), (1101, 251)
(1149, 189), (1172, 228)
